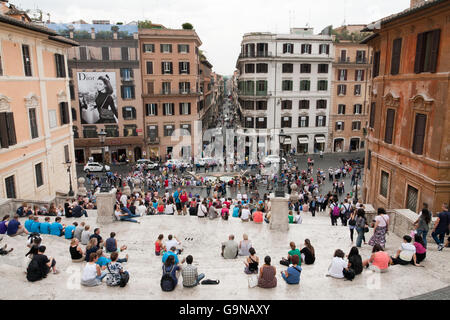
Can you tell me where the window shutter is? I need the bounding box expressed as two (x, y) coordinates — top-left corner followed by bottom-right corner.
(412, 114), (426, 154)
(160, 44), (164, 52)
(354, 70), (358, 81)
(283, 44), (287, 53)
(308, 45), (311, 54)
(335, 122), (339, 131)
(373, 51), (380, 77)
(391, 38), (402, 75)
(155, 104), (158, 116)
(369, 103), (376, 128)
(414, 33), (425, 73)
(169, 62), (173, 74)
(171, 103), (175, 115)
(187, 62), (190, 74)
(179, 62), (183, 74)
(163, 104), (166, 115)
(0, 113), (9, 148)
(323, 116), (326, 126)
(120, 86), (125, 99)
(6, 112), (16, 145)
(429, 29), (440, 73)
(178, 44), (181, 53)
(161, 62), (164, 74)
(179, 103), (183, 115)
(384, 109), (395, 144)
(169, 45), (172, 53)
(188, 103), (191, 114)
(54, 54), (60, 77)
(315, 116), (318, 127)
(326, 45), (329, 54)
(131, 86), (135, 99)
(344, 70), (347, 80)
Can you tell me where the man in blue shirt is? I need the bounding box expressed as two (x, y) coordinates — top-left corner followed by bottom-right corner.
(24, 216), (34, 233)
(7, 214), (28, 236)
(173, 188), (181, 214)
(50, 217), (64, 236)
(432, 203), (450, 251)
(39, 217), (51, 234)
(162, 246), (180, 264)
(64, 222), (77, 239)
(30, 216), (41, 234)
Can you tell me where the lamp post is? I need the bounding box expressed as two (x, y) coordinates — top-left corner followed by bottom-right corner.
(64, 161), (74, 197)
(275, 129), (286, 197)
(98, 129), (107, 164)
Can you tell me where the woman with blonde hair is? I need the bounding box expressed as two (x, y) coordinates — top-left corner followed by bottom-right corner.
(85, 238), (99, 262)
(69, 238), (85, 262)
(238, 234), (252, 256)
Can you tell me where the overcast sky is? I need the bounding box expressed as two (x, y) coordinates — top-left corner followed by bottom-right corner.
(16, 0), (410, 75)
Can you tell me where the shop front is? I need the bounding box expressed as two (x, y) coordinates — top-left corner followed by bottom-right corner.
(297, 136), (309, 154)
(314, 135), (326, 153)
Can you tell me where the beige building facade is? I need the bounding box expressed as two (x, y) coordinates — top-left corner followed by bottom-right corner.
(0, 5), (78, 200)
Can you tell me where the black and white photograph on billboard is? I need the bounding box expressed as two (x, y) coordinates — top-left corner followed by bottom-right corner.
(78, 72), (118, 124)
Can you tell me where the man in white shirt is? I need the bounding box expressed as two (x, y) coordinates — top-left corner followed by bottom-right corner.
(136, 200), (147, 216)
(240, 206), (251, 222)
(164, 203), (175, 215)
(120, 194), (128, 208)
(165, 234), (182, 254)
(391, 235), (421, 266)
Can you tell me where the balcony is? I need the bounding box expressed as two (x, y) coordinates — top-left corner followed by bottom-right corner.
(337, 57), (368, 64)
(147, 137), (160, 144)
(239, 51), (272, 59)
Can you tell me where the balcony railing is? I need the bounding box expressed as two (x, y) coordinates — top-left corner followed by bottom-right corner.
(338, 57), (368, 64)
(239, 51), (272, 59)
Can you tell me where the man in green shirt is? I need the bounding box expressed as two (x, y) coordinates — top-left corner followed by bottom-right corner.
(288, 211), (294, 224)
(281, 242), (302, 266)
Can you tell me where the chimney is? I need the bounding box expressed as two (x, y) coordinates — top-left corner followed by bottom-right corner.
(91, 27), (95, 39)
(410, 0), (425, 8)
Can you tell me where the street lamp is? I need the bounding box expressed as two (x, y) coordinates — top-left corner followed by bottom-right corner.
(64, 161), (74, 197)
(98, 129), (107, 164)
(275, 129), (286, 197)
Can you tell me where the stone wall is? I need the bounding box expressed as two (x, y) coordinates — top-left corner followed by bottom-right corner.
(0, 196), (69, 218)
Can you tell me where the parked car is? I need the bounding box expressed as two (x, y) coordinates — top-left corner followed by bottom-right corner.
(195, 157), (218, 167)
(164, 159), (191, 168)
(135, 159), (159, 170)
(262, 155), (286, 165)
(83, 162), (110, 173)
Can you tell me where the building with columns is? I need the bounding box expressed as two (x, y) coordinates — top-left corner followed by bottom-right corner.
(235, 27), (333, 156)
(0, 2), (78, 200)
(361, 0), (450, 215)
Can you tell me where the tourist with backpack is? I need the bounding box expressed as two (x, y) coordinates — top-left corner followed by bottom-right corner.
(281, 254), (301, 285)
(105, 252), (130, 287)
(330, 201), (340, 226)
(161, 255), (180, 291)
(26, 246), (58, 282)
(341, 199), (352, 226)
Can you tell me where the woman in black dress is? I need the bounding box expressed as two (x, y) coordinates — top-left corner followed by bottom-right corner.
(95, 75), (117, 123)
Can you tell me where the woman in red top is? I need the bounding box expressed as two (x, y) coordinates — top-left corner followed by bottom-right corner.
(221, 205), (229, 220)
(155, 234), (166, 256)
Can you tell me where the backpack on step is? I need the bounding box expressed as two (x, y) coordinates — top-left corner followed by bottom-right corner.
(160, 265), (175, 291)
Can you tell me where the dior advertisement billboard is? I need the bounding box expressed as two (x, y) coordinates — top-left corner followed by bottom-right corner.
(78, 72), (118, 124)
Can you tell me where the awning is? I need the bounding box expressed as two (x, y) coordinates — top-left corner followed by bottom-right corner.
(283, 137), (292, 144)
(298, 137), (309, 144)
(315, 137), (326, 143)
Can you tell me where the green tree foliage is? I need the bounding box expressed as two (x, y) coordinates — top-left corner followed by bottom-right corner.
(182, 22), (194, 30)
(138, 20), (153, 29)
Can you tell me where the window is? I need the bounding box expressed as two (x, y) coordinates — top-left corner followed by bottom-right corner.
(319, 44), (329, 54)
(29, 108), (38, 139)
(83, 126), (97, 138)
(414, 29), (440, 73)
(102, 47), (109, 60)
(120, 68), (133, 80)
(299, 100), (310, 109)
(355, 70), (365, 81)
(300, 80), (310, 91)
(180, 124), (191, 135)
(356, 50), (366, 63)
(0, 52), (3, 75)
(79, 47), (87, 60)
(163, 103), (174, 116)
(340, 50), (347, 62)
(300, 64), (311, 73)
(0, 112), (16, 148)
(105, 125), (119, 137)
(147, 125), (158, 140)
(317, 80), (328, 91)
(338, 69), (347, 81)
(161, 44), (172, 53)
(243, 100), (254, 110)
(179, 103), (191, 115)
(316, 100), (327, 109)
(281, 117), (292, 128)
(391, 38), (402, 75)
(145, 81), (154, 95)
(318, 64), (328, 73)
(316, 116), (326, 127)
(301, 44), (312, 54)
(282, 80), (293, 91)
(121, 86), (135, 99)
(55, 54), (66, 78)
(179, 82), (190, 94)
(164, 125), (174, 136)
(162, 82), (171, 94)
(406, 185), (419, 212)
(352, 121), (361, 130)
(64, 145), (70, 163)
(123, 125), (137, 137)
(245, 117), (254, 128)
(412, 113), (427, 155)
(5, 175), (16, 199)
(335, 121), (344, 131)
(380, 171), (389, 198)
(281, 100), (292, 110)
(69, 81), (75, 100)
(282, 63), (293, 73)
(245, 64), (255, 73)
(337, 84), (347, 95)
(35, 163), (43, 188)
(256, 101), (267, 110)
(143, 44), (155, 53)
(178, 44), (189, 53)
(256, 63), (268, 73)
(338, 104), (346, 115)
(162, 61), (173, 74)
(59, 102), (69, 125)
(22, 44), (32, 76)
(256, 43), (268, 57)
(354, 84), (361, 96)
(283, 43), (294, 54)
(354, 104), (362, 114)
(298, 116), (309, 128)
(146, 103), (158, 116)
(384, 109), (396, 144)
(146, 61), (153, 74)
(369, 103), (376, 128)
(179, 61), (190, 74)
(256, 117), (267, 129)
(121, 47), (129, 61)
(122, 106), (136, 120)
(373, 51), (380, 77)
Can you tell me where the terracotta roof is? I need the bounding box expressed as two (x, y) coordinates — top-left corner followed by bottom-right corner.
(362, 0), (446, 32)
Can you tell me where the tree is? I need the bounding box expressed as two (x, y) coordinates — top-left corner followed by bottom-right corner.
(182, 23), (194, 30)
(138, 20), (153, 29)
